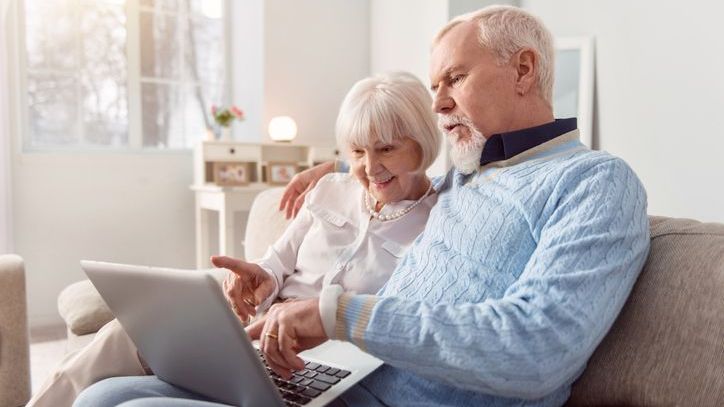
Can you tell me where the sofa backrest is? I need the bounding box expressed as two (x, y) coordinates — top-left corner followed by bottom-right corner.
(568, 216), (724, 406)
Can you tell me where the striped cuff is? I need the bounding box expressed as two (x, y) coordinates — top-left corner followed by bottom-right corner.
(334, 293), (380, 351)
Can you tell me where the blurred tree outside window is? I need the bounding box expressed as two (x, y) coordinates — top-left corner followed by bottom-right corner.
(23, 0), (227, 150)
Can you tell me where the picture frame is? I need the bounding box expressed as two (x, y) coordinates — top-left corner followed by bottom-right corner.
(213, 161), (251, 186)
(553, 37), (595, 148)
(266, 161), (298, 185)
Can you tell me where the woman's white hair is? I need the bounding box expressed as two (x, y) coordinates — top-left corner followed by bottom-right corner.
(335, 72), (441, 172)
(433, 5), (555, 104)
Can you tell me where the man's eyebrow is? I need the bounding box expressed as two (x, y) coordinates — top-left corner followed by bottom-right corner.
(430, 65), (464, 91)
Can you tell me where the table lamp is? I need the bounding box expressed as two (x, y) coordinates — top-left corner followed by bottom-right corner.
(268, 116), (297, 142)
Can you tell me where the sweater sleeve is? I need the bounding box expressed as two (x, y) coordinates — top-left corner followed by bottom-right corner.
(334, 159), (650, 399)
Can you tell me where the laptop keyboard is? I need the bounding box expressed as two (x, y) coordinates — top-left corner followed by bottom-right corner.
(256, 349), (351, 406)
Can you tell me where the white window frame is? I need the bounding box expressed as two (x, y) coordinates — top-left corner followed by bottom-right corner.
(13, 0), (232, 153)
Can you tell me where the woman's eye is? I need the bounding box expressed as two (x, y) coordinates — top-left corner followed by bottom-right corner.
(451, 74), (465, 85)
(381, 145), (394, 153)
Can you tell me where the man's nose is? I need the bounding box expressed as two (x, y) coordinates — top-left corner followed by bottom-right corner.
(432, 90), (454, 114)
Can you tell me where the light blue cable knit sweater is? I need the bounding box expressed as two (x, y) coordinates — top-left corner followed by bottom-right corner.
(334, 130), (650, 406)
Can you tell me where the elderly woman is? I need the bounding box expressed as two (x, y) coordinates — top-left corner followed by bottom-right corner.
(28, 71), (442, 407)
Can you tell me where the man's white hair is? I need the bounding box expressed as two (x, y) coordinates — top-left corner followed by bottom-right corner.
(335, 72), (441, 172)
(433, 5), (555, 105)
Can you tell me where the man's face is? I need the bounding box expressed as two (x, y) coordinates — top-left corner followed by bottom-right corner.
(429, 21), (519, 143)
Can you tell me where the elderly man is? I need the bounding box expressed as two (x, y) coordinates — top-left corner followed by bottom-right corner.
(76, 5), (649, 407)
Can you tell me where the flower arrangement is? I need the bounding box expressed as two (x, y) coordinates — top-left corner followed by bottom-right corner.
(211, 105), (245, 127)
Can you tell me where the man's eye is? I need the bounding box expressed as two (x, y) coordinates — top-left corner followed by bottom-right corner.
(451, 75), (465, 84)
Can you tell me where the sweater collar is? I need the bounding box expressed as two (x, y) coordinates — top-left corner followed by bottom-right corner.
(479, 118), (578, 165)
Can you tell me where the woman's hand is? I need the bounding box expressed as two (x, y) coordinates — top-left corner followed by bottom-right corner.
(246, 298), (328, 379)
(213, 255), (276, 323)
(279, 161), (335, 219)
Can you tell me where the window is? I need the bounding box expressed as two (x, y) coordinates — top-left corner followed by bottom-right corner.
(22, 0), (227, 150)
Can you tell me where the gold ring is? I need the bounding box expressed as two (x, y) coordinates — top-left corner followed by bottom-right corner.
(243, 298), (256, 307)
(265, 332), (278, 340)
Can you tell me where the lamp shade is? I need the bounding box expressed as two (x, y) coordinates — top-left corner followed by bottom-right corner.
(268, 116), (297, 142)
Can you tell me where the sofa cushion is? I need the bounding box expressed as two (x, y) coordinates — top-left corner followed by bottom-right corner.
(568, 216), (724, 406)
(244, 187), (291, 260)
(57, 280), (114, 336)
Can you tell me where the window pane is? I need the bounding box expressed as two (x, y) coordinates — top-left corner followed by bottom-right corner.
(189, 0), (223, 19)
(140, 0), (179, 11)
(186, 16), (224, 85)
(140, 11), (182, 79)
(181, 85), (212, 147)
(27, 72), (79, 147)
(24, 0), (77, 71)
(141, 82), (183, 148)
(80, 4), (129, 146)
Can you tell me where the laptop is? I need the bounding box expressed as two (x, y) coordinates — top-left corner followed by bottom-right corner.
(81, 260), (383, 407)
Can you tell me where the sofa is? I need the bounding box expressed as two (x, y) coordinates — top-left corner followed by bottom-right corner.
(45, 189), (724, 405)
(0, 254), (32, 407)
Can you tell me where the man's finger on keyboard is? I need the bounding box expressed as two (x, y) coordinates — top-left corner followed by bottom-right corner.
(278, 327), (304, 371)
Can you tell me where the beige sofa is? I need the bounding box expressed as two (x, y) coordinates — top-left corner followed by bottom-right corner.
(46, 189), (724, 405)
(0, 254), (32, 407)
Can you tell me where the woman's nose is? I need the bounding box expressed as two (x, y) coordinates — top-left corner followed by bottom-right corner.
(365, 154), (381, 174)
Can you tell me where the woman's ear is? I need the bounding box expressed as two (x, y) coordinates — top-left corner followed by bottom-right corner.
(513, 48), (537, 96)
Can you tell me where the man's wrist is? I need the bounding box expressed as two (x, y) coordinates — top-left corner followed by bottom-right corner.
(318, 284), (344, 338)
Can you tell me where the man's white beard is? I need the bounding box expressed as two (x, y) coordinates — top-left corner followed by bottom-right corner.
(439, 115), (486, 175)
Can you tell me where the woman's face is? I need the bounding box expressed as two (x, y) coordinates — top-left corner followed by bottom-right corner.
(348, 135), (427, 204)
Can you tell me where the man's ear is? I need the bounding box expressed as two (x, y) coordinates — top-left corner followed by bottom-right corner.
(513, 48), (537, 96)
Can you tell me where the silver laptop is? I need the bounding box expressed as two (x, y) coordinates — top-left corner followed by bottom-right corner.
(81, 260), (383, 407)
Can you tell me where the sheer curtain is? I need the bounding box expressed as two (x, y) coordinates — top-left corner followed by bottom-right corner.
(0, 0), (13, 254)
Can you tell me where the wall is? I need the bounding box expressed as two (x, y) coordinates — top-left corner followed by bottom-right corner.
(523, 0), (724, 223)
(13, 0), (370, 327)
(369, 0), (449, 175)
(263, 0), (370, 147)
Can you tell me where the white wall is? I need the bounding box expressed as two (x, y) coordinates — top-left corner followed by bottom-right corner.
(523, 0), (724, 223)
(370, 0), (449, 175)
(13, 0), (370, 327)
(264, 0), (370, 147)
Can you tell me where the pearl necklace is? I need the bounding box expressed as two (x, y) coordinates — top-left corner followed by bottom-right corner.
(365, 180), (433, 222)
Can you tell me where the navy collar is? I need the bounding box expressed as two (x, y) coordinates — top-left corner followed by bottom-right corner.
(480, 118), (577, 165)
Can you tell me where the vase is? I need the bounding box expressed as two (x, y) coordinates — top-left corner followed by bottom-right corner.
(220, 126), (232, 141)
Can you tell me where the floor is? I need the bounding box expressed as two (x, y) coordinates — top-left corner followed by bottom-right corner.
(29, 324), (68, 393)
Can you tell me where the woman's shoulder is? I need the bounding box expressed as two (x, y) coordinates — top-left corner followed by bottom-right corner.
(307, 173), (361, 205)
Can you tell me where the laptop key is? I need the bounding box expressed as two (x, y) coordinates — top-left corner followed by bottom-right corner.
(314, 365), (329, 373)
(299, 378), (313, 387)
(290, 375), (304, 384)
(305, 362), (320, 370)
(296, 394), (312, 405)
(326, 367), (339, 375)
(303, 370), (317, 378)
(301, 387), (321, 398)
(335, 370), (351, 378)
(315, 373), (341, 385)
(309, 380), (331, 392)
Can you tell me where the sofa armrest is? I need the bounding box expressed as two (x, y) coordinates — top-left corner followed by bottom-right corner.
(0, 254), (31, 407)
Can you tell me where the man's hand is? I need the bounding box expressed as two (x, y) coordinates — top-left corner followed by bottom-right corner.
(213, 255), (276, 324)
(279, 161), (335, 219)
(246, 298), (328, 379)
